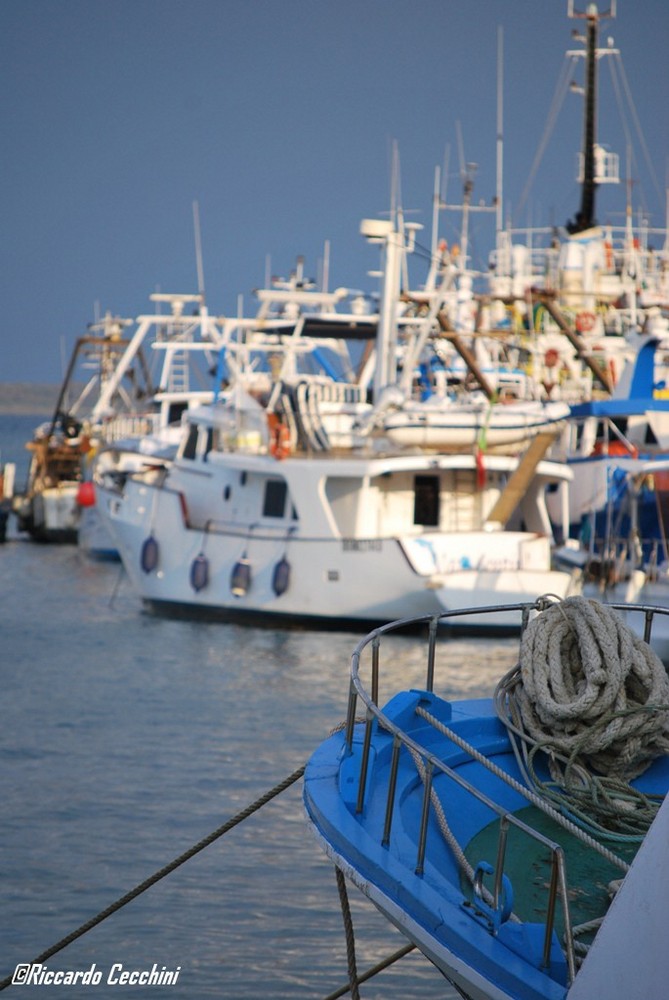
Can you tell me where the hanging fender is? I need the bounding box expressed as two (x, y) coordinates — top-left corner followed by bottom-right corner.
(190, 553), (209, 592)
(140, 535), (159, 573)
(272, 556), (291, 597)
(230, 557), (252, 596)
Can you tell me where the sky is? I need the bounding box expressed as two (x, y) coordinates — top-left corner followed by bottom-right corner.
(2, 0), (668, 384)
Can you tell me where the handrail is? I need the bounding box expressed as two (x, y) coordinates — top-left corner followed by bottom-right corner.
(342, 598), (669, 985)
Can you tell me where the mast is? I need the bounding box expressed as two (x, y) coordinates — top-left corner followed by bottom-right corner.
(495, 26), (504, 243)
(567, 3), (600, 233)
(566, 1), (618, 234)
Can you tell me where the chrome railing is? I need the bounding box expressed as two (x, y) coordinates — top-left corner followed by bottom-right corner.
(342, 598), (669, 985)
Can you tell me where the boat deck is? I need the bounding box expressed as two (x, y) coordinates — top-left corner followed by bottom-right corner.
(304, 599), (669, 1000)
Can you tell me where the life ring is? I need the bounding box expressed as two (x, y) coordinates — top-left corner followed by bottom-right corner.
(575, 311), (596, 333)
(267, 413), (291, 460)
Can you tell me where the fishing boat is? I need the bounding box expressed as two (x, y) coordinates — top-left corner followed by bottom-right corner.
(546, 333), (669, 524)
(13, 294), (226, 548)
(0, 460), (15, 543)
(93, 221), (582, 629)
(303, 595), (669, 998)
(96, 398), (578, 628)
(77, 292), (229, 558)
(486, 1), (668, 384)
(561, 451), (669, 662)
(13, 313), (141, 543)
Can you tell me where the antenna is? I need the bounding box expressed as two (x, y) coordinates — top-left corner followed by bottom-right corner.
(496, 26), (504, 240)
(192, 200), (205, 300)
(321, 239), (330, 293)
(431, 164), (441, 260)
(389, 139), (402, 225)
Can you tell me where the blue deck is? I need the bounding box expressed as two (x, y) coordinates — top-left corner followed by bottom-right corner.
(304, 690), (669, 1000)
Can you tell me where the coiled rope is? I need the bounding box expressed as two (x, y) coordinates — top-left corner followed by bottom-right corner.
(495, 595), (669, 840)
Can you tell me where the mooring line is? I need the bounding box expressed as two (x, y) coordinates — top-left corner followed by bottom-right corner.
(321, 942), (416, 1000)
(0, 765), (305, 991)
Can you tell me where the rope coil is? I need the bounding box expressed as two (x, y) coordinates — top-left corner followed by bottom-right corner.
(497, 596), (669, 837)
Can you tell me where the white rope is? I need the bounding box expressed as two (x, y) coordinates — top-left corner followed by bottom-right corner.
(513, 597), (669, 780)
(494, 596), (669, 840)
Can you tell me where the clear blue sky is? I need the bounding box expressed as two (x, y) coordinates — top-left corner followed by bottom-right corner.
(2, 0), (667, 384)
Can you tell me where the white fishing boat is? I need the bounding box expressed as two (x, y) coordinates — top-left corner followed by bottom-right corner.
(304, 595), (669, 999)
(486, 0), (668, 389)
(0, 460), (15, 543)
(13, 287), (231, 551)
(96, 393), (579, 629)
(93, 211), (585, 629)
(77, 292), (230, 558)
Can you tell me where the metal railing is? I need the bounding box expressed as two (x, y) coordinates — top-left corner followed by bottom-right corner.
(341, 598), (669, 985)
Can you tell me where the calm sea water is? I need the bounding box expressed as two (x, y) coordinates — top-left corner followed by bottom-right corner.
(0, 414), (518, 999)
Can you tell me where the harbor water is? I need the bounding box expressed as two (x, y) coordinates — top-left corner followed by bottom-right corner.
(1, 414), (519, 998)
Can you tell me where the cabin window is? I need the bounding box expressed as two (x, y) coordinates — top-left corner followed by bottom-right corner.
(182, 423), (199, 460)
(263, 479), (288, 518)
(414, 475), (440, 527)
(204, 427), (214, 458)
(167, 401), (188, 425)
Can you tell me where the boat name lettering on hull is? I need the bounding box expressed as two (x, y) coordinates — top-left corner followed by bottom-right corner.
(440, 558), (521, 573)
(342, 540), (383, 552)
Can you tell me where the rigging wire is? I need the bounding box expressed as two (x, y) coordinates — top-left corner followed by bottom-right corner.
(515, 55), (578, 225)
(608, 53), (664, 212)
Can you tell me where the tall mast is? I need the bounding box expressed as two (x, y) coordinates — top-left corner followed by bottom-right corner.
(495, 26), (504, 242)
(567, 3), (600, 233)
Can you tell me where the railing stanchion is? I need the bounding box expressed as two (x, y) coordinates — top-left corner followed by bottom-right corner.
(382, 735), (401, 846)
(415, 760), (434, 875)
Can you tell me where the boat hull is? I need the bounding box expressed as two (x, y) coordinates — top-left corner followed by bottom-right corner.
(15, 485), (80, 543)
(98, 475), (575, 630)
(305, 695), (572, 1000)
(305, 683), (669, 999)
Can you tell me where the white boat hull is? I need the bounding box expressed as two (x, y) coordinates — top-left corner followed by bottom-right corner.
(99, 478), (575, 629)
(17, 484), (80, 543)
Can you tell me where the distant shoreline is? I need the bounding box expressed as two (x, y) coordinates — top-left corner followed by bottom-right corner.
(0, 384), (60, 416)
